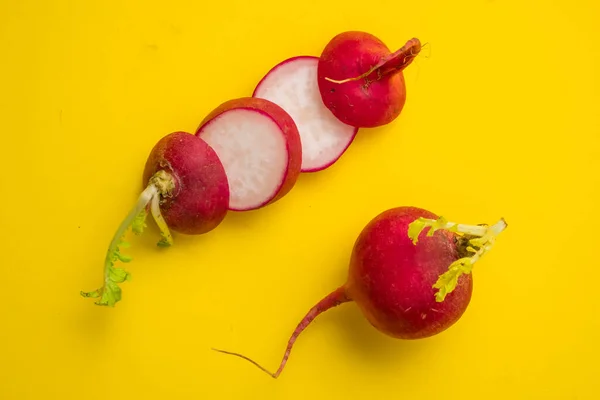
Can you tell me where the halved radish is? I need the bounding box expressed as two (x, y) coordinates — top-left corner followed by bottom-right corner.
(253, 56), (358, 172)
(196, 97), (302, 211)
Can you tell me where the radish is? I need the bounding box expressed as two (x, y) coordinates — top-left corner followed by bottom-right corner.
(196, 97), (302, 210)
(317, 32), (422, 128)
(81, 131), (229, 306)
(212, 206), (507, 377)
(253, 56), (358, 172)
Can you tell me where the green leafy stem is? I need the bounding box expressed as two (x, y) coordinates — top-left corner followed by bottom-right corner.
(408, 216), (508, 302)
(80, 170), (175, 307)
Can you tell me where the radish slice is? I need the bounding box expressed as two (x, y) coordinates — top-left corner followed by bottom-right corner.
(196, 97), (302, 211)
(253, 56), (359, 172)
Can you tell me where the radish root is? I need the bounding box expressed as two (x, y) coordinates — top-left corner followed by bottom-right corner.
(325, 38), (422, 84)
(212, 286), (350, 378)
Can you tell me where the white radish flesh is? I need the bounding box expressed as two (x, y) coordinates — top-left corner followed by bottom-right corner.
(253, 56), (358, 172)
(196, 97), (302, 212)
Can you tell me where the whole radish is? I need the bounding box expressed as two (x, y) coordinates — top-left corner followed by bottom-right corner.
(213, 206), (507, 377)
(81, 131), (229, 307)
(318, 32), (422, 128)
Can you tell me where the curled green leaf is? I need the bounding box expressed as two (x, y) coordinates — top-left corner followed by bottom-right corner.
(132, 209), (148, 235)
(81, 201), (151, 307)
(407, 216), (507, 303)
(108, 267), (131, 283)
(407, 216), (455, 244)
(80, 289), (100, 299)
(432, 258), (473, 302)
(117, 253), (133, 263)
(81, 171), (177, 307)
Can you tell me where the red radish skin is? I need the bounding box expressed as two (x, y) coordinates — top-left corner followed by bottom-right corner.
(212, 206), (507, 377)
(196, 97), (302, 211)
(318, 32), (422, 128)
(142, 131), (230, 235)
(345, 207), (472, 339)
(253, 56), (358, 172)
(81, 131), (230, 307)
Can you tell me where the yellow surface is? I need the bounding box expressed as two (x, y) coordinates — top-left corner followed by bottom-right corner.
(1, 0), (599, 398)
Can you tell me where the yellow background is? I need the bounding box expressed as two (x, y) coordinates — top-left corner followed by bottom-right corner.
(1, 0), (599, 398)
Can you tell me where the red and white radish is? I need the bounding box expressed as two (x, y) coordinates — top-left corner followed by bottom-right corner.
(81, 131), (230, 306)
(254, 56), (358, 172)
(213, 206), (507, 377)
(318, 31), (422, 128)
(196, 97), (302, 210)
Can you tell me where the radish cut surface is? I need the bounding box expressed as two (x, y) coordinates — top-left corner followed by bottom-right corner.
(197, 97), (301, 211)
(198, 109), (290, 211)
(254, 56), (358, 172)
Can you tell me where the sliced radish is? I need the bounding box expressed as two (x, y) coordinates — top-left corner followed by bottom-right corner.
(253, 56), (358, 172)
(196, 97), (302, 211)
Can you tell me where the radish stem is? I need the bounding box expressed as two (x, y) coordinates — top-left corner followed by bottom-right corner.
(324, 38), (422, 84)
(151, 193), (173, 247)
(80, 170), (176, 306)
(103, 183), (157, 278)
(408, 216), (508, 302)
